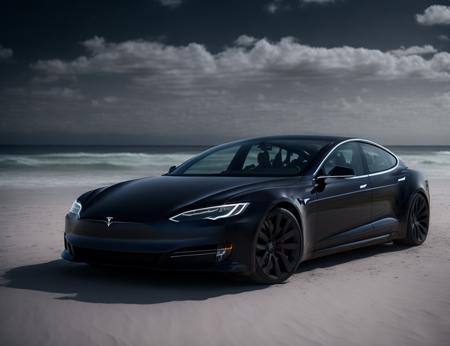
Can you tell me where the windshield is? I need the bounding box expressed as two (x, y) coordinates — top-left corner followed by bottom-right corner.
(170, 139), (331, 177)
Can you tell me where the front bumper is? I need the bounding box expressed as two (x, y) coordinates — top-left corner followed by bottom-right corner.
(62, 213), (258, 273)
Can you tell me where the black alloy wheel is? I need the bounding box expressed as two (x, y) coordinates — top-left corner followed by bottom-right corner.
(251, 208), (302, 284)
(395, 193), (430, 246)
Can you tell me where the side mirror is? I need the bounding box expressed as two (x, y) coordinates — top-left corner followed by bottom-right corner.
(168, 165), (177, 174)
(314, 166), (355, 184)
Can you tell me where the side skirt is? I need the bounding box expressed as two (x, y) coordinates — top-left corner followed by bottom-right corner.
(310, 234), (392, 259)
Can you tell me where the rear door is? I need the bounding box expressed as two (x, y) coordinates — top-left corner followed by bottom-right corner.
(359, 142), (405, 233)
(312, 142), (372, 250)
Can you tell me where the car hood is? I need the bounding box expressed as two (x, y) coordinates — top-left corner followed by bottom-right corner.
(79, 175), (303, 222)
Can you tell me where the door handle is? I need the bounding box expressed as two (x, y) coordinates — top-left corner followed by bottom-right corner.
(360, 184), (367, 189)
(398, 177), (406, 182)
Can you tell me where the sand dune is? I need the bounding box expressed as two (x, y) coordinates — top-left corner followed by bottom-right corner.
(1, 181), (450, 346)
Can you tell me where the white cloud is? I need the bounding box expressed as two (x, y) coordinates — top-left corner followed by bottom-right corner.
(0, 45), (13, 61)
(265, 0), (288, 14)
(33, 37), (216, 75)
(82, 36), (106, 53)
(438, 34), (449, 41)
(389, 45), (437, 57)
(235, 35), (258, 47)
(157, 0), (183, 8)
(416, 5), (450, 26)
(32, 36), (450, 86)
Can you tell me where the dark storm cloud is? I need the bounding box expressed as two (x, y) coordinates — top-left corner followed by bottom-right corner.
(0, 0), (450, 145)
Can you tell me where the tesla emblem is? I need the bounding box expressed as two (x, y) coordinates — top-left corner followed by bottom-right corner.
(105, 217), (114, 228)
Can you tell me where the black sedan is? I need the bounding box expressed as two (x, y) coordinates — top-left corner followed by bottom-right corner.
(63, 136), (430, 284)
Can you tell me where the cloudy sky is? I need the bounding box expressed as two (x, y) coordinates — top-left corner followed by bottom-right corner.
(0, 0), (449, 145)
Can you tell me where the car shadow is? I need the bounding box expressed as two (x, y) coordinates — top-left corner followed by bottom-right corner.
(1, 243), (410, 305)
(1, 260), (267, 304)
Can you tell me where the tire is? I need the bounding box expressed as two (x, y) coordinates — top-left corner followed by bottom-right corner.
(249, 208), (302, 284)
(394, 193), (430, 246)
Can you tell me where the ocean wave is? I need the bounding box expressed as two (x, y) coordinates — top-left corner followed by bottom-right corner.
(398, 151), (450, 167)
(0, 152), (194, 168)
(419, 159), (450, 166)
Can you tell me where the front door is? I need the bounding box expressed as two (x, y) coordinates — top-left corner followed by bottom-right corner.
(311, 142), (372, 250)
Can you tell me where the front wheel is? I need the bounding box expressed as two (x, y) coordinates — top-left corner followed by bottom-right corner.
(249, 208), (302, 284)
(394, 193), (430, 246)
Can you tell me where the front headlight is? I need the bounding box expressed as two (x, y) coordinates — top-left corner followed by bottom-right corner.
(169, 203), (249, 223)
(68, 201), (82, 217)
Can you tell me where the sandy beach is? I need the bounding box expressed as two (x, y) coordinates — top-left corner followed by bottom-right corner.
(2, 0), (450, 344)
(1, 179), (449, 346)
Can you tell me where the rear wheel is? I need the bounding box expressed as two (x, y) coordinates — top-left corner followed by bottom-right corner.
(394, 193), (429, 246)
(249, 208), (302, 284)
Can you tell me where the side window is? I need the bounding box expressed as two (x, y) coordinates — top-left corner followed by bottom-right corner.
(321, 142), (363, 176)
(360, 143), (397, 174)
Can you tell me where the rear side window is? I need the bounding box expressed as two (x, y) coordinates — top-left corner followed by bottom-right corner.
(360, 143), (397, 174)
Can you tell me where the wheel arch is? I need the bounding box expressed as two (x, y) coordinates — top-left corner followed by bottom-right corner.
(407, 169), (430, 203)
(272, 201), (302, 228)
